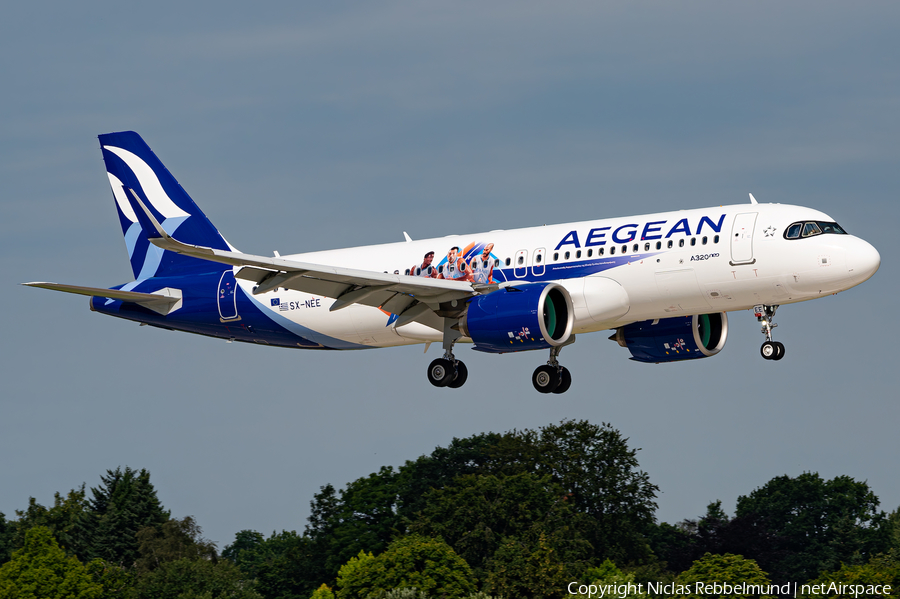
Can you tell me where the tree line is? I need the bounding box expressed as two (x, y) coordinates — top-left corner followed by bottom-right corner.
(1, 420), (898, 598)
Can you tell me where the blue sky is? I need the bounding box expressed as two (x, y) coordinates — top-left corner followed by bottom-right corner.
(2, 2), (898, 547)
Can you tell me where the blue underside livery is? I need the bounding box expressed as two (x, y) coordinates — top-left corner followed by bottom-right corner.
(90, 270), (357, 350)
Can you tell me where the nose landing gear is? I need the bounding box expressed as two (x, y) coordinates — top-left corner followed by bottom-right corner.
(755, 305), (785, 361)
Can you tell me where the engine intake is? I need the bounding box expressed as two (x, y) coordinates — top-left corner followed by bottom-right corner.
(460, 283), (574, 354)
(611, 313), (728, 363)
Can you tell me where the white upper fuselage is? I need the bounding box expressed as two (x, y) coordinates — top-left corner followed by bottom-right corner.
(238, 202), (880, 348)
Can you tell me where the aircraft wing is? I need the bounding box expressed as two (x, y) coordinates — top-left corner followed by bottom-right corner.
(127, 189), (490, 327)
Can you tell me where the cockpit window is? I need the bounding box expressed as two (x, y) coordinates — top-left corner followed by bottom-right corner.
(819, 222), (846, 234)
(803, 222), (822, 237)
(784, 221), (847, 240)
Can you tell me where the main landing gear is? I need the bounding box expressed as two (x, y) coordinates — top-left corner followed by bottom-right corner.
(532, 338), (574, 394)
(427, 316), (468, 388)
(755, 305), (785, 361)
(427, 356), (468, 388)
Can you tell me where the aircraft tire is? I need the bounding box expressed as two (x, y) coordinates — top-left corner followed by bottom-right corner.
(760, 341), (777, 360)
(552, 367), (572, 394)
(427, 358), (455, 387)
(447, 361), (468, 388)
(532, 365), (560, 394)
(773, 342), (785, 361)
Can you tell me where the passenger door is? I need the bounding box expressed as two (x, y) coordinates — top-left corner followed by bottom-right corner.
(730, 212), (757, 265)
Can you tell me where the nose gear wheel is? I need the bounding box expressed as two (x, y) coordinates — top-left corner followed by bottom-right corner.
(755, 305), (785, 361)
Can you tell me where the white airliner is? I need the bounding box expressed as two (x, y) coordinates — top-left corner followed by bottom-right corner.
(25, 132), (881, 393)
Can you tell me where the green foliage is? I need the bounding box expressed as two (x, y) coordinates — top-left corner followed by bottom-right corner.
(799, 550), (900, 599)
(134, 516), (218, 574)
(675, 553), (774, 599)
(367, 589), (428, 599)
(80, 467), (170, 567)
(303, 420), (656, 593)
(646, 501), (731, 573)
(128, 557), (261, 599)
(11, 486), (89, 557)
(336, 550), (376, 598)
(310, 583), (336, 599)
(335, 535), (475, 599)
(730, 473), (887, 583)
(572, 559), (650, 599)
(222, 530), (265, 570)
(887, 508), (900, 552)
(485, 532), (567, 599)
(0, 526), (103, 599)
(224, 529), (323, 598)
(396, 433), (506, 520)
(474, 420), (658, 564)
(85, 559), (133, 599)
(0, 513), (13, 565)
(411, 472), (591, 579)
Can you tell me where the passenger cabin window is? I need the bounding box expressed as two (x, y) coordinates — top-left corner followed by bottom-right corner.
(587, 249), (593, 257)
(564, 251), (570, 260)
(656, 241), (661, 250)
(517, 255), (524, 265)
(536, 254), (543, 263)
(714, 235), (720, 244)
(645, 243), (650, 251)
(702, 236), (708, 245)
(621, 245), (627, 254)
(494, 259), (500, 267)
(576, 250), (582, 259)
(599, 248), (604, 256)
(610, 246), (616, 255)
(679, 239), (685, 247)
(667, 240), (673, 249)
(785, 221), (847, 240)
(632, 244), (638, 253)
(690, 237), (697, 246)
(553, 252), (559, 261)
(505, 257), (511, 266)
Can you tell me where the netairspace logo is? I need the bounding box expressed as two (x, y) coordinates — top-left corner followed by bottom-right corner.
(566, 581), (894, 598)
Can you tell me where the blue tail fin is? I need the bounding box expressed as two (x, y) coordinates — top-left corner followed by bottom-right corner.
(99, 131), (233, 279)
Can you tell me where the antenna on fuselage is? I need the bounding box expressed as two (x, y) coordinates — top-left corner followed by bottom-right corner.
(749, 193), (759, 205)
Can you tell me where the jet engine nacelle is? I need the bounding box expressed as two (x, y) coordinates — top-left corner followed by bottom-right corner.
(460, 283), (574, 354)
(611, 313), (728, 363)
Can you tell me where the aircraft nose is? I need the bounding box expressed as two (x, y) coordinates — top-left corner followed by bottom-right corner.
(848, 239), (881, 283)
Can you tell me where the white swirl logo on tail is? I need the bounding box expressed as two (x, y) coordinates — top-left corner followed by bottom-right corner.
(104, 145), (190, 278)
(103, 145), (190, 221)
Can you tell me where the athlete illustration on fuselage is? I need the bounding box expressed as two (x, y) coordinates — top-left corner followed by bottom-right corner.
(469, 243), (495, 284)
(410, 251), (437, 278)
(437, 246), (474, 282)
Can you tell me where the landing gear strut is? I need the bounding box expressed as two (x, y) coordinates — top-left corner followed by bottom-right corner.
(426, 316), (468, 388)
(532, 337), (575, 394)
(755, 305), (785, 361)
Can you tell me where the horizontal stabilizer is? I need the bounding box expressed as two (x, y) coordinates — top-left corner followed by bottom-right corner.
(22, 282), (182, 315)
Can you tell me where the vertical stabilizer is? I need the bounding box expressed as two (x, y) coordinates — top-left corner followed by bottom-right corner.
(99, 131), (233, 279)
